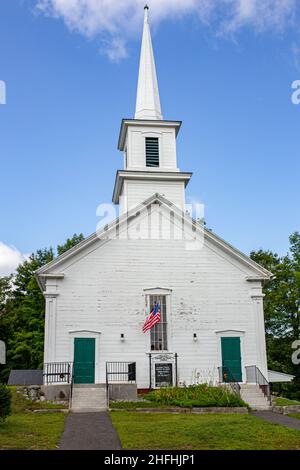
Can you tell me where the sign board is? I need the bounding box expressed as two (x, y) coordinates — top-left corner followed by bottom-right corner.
(0, 340), (6, 364)
(155, 363), (172, 387)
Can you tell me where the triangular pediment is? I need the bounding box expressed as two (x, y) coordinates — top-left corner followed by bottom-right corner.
(36, 193), (272, 291)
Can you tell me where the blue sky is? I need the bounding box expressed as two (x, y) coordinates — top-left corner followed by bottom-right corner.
(0, 0), (300, 274)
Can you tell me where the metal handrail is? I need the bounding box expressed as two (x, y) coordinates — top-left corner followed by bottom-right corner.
(245, 365), (271, 403)
(218, 366), (241, 397)
(69, 366), (74, 410)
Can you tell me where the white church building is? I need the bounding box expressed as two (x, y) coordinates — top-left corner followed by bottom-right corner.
(36, 7), (289, 409)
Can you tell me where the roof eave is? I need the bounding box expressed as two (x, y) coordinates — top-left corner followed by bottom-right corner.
(117, 119), (182, 151)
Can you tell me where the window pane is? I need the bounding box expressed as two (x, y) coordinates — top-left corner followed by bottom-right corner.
(150, 294), (167, 351)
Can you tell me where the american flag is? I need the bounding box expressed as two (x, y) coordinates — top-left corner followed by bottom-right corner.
(142, 302), (161, 333)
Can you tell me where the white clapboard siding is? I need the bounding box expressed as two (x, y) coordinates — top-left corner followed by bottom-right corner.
(44, 211), (268, 388)
(125, 180), (185, 211)
(127, 126), (178, 170)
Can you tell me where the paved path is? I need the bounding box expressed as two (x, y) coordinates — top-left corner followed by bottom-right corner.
(251, 411), (300, 431)
(59, 412), (122, 450)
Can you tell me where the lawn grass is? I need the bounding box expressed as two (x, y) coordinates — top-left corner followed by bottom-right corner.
(288, 414), (300, 420)
(111, 412), (300, 450)
(0, 412), (65, 450)
(0, 387), (66, 450)
(273, 397), (300, 406)
(110, 400), (170, 409)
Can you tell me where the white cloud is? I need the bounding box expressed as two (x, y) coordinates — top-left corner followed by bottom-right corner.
(35, 0), (298, 60)
(0, 242), (28, 276)
(101, 37), (128, 63)
(291, 42), (300, 71)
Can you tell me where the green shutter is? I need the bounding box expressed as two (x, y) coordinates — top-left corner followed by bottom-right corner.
(145, 137), (159, 167)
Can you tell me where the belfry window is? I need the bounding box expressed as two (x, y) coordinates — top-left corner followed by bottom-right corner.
(145, 137), (159, 167)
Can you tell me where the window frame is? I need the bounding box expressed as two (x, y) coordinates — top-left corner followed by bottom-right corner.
(144, 288), (172, 353)
(145, 136), (160, 168)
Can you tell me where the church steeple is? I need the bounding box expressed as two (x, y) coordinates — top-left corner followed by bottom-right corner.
(114, 6), (192, 214)
(135, 6), (163, 120)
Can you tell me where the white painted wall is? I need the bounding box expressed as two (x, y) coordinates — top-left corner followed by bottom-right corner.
(43, 213), (268, 388)
(126, 125), (178, 171)
(122, 179), (185, 212)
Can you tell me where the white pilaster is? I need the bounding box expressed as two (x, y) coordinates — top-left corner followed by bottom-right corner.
(252, 293), (268, 378)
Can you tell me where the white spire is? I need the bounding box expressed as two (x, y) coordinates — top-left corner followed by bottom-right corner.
(135, 5), (163, 120)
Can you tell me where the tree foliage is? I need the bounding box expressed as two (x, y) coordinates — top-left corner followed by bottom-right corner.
(0, 234), (84, 382)
(0, 384), (11, 422)
(251, 232), (300, 399)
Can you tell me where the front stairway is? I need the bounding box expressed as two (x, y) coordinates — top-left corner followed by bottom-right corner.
(70, 384), (107, 412)
(240, 384), (271, 410)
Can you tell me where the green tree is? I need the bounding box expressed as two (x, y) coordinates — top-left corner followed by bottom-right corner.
(0, 234), (84, 382)
(57, 233), (84, 256)
(251, 232), (300, 399)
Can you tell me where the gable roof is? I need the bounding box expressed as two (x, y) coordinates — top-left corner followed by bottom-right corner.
(36, 193), (273, 291)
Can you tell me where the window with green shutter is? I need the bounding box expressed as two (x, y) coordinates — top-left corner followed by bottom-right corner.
(145, 137), (159, 167)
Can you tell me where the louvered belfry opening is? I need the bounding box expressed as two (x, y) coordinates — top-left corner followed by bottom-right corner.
(145, 137), (159, 167)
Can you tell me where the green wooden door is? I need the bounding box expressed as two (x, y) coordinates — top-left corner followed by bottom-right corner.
(221, 337), (242, 382)
(73, 338), (95, 384)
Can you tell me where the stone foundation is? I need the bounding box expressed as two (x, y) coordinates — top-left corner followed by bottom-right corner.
(41, 384), (70, 402)
(272, 405), (300, 415)
(108, 383), (137, 401)
(17, 385), (45, 402)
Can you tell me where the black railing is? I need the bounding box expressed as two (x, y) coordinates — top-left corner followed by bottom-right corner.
(106, 362), (136, 408)
(69, 365), (75, 409)
(245, 365), (271, 403)
(43, 362), (72, 385)
(218, 366), (241, 397)
(106, 362), (136, 383)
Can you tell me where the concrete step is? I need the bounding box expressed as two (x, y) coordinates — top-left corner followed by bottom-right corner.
(71, 385), (107, 412)
(252, 405), (272, 411)
(240, 385), (261, 391)
(240, 384), (270, 410)
(72, 408), (107, 413)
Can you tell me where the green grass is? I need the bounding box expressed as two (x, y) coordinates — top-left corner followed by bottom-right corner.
(288, 413), (300, 420)
(10, 387), (67, 412)
(0, 412), (66, 450)
(0, 387), (66, 450)
(111, 412), (300, 450)
(110, 400), (170, 409)
(273, 397), (300, 406)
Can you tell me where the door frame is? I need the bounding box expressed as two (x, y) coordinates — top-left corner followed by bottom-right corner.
(73, 337), (95, 384)
(68, 330), (101, 383)
(216, 330), (245, 383)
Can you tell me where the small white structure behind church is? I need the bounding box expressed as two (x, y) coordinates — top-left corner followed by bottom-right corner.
(36, 7), (289, 410)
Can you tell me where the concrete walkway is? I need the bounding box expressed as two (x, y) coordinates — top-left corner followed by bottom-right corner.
(59, 412), (122, 450)
(251, 411), (300, 431)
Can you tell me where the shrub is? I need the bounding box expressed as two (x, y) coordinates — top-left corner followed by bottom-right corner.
(0, 384), (12, 422)
(146, 384), (246, 408)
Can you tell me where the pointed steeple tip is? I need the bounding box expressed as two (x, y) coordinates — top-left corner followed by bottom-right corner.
(144, 5), (149, 22)
(135, 4), (163, 121)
